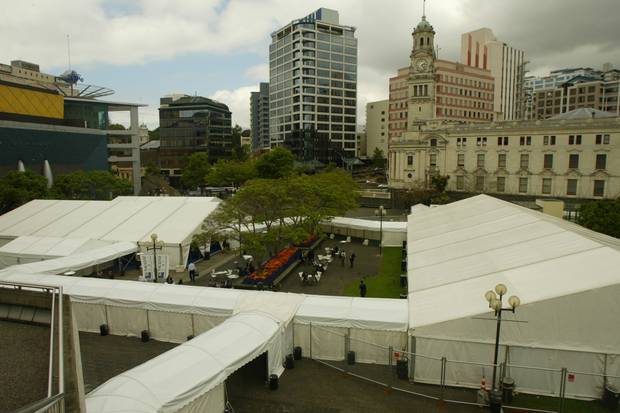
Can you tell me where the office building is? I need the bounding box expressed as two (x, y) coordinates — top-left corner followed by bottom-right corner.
(388, 108), (620, 200)
(460, 28), (527, 120)
(158, 95), (232, 183)
(268, 8), (358, 163)
(388, 15), (495, 141)
(365, 100), (388, 156)
(250, 82), (270, 151)
(0, 60), (143, 194)
(526, 65), (620, 119)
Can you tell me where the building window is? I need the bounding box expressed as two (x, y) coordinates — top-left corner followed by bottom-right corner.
(526, 136), (531, 145)
(456, 175), (464, 190)
(462, 138), (467, 146)
(429, 154), (437, 167)
(498, 153), (506, 168)
(457, 153), (465, 167)
(477, 153), (485, 168)
(430, 138), (437, 147)
(604, 134), (610, 144)
(497, 136), (502, 146)
(457, 137), (461, 146)
(569, 154), (579, 169)
(596, 154), (607, 170)
(475, 176), (484, 191)
(543, 135), (549, 145)
(543, 154), (553, 169)
(407, 155), (414, 166)
(596, 134), (602, 145)
(550, 135), (556, 145)
(569, 135), (582, 145)
(542, 178), (552, 194)
(566, 179), (577, 196)
(497, 176), (506, 192)
(519, 177), (528, 193)
(593, 180), (605, 197)
(520, 153), (529, 169)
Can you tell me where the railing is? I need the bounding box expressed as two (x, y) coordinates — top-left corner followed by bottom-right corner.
(11, 393), (64, 413)
(1, 281), (65, 413)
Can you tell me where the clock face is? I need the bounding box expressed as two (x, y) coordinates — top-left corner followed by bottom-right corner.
(416, 59), (429, 72)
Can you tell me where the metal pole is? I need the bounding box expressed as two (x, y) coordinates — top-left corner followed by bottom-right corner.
(309, 322), (313, 360)
(440, 357), (446, 401)
(379, 209), (383, 255)
(491, 304), (503, 391)
(47, 290), (56, 397)
(58, 287), (64, 395)
(388, 345), (394, 389)
(153, 239), (158, 283)
(559, 367), (567, 413)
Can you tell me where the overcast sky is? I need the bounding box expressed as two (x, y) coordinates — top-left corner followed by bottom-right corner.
(2, 0), (619, 129)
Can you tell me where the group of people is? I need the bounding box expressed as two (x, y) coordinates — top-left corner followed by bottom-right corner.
(336, 248), (357, 268)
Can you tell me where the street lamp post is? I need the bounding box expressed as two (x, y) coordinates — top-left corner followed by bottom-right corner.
(147, 233), (164, 283)
(484, 284), (521, 410)
(374, 205), (385, 255)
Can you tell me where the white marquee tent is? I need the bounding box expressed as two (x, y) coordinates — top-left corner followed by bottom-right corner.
(0, 236), (112, 268)
(407, 195), (620, 399)
(86, 312), (284, 413)
(0, 197), (221, 270)
(294, 295), (408, 364)
(321, 217), (407, 247)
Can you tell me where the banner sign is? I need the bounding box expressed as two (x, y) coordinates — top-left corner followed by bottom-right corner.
(140, 253), (169, 281)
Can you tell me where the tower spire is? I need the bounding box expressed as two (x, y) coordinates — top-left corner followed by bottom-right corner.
(423, 0), (426, 18)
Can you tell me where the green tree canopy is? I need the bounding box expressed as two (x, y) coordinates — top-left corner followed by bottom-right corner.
(198, 169), (358, 261)
(181, 152), (211, 190)
(578, 198), (620, 238)
(0, 170), (49, 214)
(206, 159), (257, 188)
(371, 148), (387, 169)
(108, 123), (126, 130)
(50, 170), (132, 200)
(255, 147), (295, 179)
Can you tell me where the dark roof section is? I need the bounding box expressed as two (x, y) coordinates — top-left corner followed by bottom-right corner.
(165, 96), (230, 112)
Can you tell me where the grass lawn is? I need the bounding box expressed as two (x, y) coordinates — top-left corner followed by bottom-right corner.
(342, 247), (403, 298)
(507, 393), (613, 413)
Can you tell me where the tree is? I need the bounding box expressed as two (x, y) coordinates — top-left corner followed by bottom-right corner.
(578, 198), (620, 238)
(144, 163), (161, 177)
(148, 127), (160, 141)
(108, 123), (126, 130)
(430, 175), (450, 193)
(372, 148), (387, 169)
(50, 171), (132, 200)
(255, 147), (295, 179)
(198, 169), (358, 262)
(206, 159), (256, 188)
(0, 171), (48, 214)
(181, 152), (211, 191)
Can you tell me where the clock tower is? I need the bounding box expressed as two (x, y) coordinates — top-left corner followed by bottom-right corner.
(407, 12), (436, 125)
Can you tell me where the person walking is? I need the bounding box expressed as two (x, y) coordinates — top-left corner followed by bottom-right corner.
(188, 262), (196, 283)
(359, 280), (367, 297)
(349, 252), (356, 268)
(340, 250), (346, 267)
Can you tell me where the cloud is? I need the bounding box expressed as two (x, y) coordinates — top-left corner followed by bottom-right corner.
(210, 85), (259, 128)
(244, 63), (269, 81)
(3, 0), (619, 130)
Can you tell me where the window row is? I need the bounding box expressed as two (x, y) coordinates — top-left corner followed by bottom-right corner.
(455, 176), (606, 197)
(454, 134), (612, 146)
(455, 153), (607, 171)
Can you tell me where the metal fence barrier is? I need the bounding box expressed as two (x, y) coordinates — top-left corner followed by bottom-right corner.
(300, 326), (620, 413)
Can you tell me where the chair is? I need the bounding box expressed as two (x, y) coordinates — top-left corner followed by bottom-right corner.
(330, 233), (335, 239)
(315, 271), (322, 282)
(346, 236), (351, 242)
(362, 239), (369, 246)
(299, 271), (304, 282)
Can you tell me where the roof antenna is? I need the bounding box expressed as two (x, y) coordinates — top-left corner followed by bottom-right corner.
(423, 0), (427, 18)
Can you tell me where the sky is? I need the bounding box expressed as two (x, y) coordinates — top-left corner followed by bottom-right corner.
(2, 0), (619, 129)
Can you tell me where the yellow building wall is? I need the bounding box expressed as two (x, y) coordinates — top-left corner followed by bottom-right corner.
(0, 83), (64, 119)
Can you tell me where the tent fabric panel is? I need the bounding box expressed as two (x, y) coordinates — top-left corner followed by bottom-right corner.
(193, 314), (228, 335)
(148, 311), (194, 343)
(0, 199), (60, 233)
(349, 329), (407, 365)
(147, 199), (220, 245)
(72, 302), (107, 333)
(66, 197), (155, 240)
(3, 201), (86, 237)
(409, 231), (602, 292)
(100, 197), (186, 243)
(175, 382), (225, 413)
(33, 201), (115, 238)
(507, 346), (605, 399)
(106, 306), (148, 338)
(413, 337), (503, 388)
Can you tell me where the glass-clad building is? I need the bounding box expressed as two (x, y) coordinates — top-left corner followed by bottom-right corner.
(269, 8), (358, 163)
